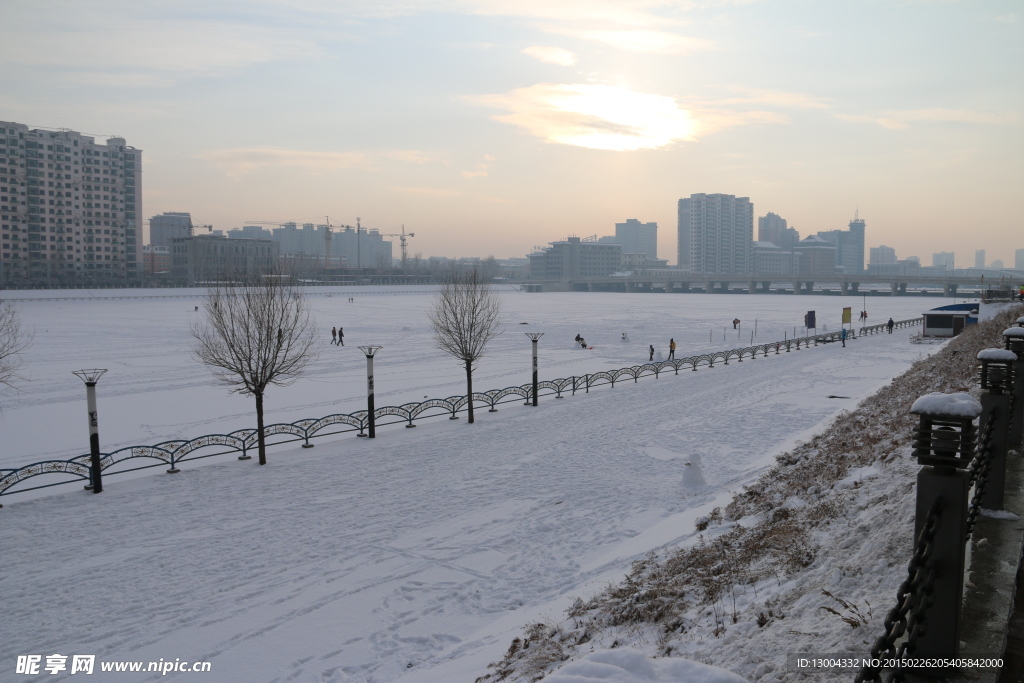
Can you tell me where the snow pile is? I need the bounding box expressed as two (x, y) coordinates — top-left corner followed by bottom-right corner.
(910, 392), (982, 418)
(977, 348), (1017, 361)
(1003, 327), (1024, 338)
(486, 303), (1024, 683)
(545, 649), (747, 683)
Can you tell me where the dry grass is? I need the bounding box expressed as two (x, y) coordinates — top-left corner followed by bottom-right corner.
(482, 304), (1023, 682)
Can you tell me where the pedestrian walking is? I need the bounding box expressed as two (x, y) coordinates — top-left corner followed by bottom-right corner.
(887, 317), (895, 334)
(649, 344), (655, 361)
(668, 338), (676, 360)
(840, 327), (847, 347)
(331, 327), (337, 345)
(338, 327), (344, 346)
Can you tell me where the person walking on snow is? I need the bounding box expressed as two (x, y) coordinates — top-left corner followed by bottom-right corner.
(887, 318), (895, 334)
(331, 327), (337, 345)
(338, 327), (345, 346)
(668, 338), (676, 360)
(649, 344), (655, 362)
(840, 327), (847, 347)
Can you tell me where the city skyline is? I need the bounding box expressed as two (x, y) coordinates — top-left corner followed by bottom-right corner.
(2, 0), (1020, 264)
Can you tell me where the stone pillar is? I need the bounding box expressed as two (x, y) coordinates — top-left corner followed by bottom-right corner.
(900, 283), (908, 295)
(841, 282), (849, 295)
(793, 281), (801, 294)
(680, 282), (690, 293)
(850, 282), (859, 293)
(890, 283), (899, 296)
(748, 281), (756, 294)
(804, 282), (814, 294)
(762, 281), (771, 293)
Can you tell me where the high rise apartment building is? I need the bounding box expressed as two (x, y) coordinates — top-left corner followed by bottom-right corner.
(677, 193), (753, 274)
(149, 212), (193, 248)
(528, 236), (622, 279)
(0, 121), (142, 285)
(975, 250), (986, 269)
(613, 219), (658, 260)
(933, 252), (955, 269)
(757, 212), (800, 251)
(813, 216), (865, 274)
(869, 245), (897, 266)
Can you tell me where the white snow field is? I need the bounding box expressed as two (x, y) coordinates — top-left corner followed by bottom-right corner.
(0, 289), (940, 682)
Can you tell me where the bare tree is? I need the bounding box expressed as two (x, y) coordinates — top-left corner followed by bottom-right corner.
(428, 268), (502, 423)
(191, 270), (319, 464)
(0, 300), (31, 392)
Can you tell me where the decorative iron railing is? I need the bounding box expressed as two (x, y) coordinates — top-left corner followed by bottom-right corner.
(0, 318), (922, 500)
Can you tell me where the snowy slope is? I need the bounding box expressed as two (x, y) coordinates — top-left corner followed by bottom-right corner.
(0, 304), (930, 683)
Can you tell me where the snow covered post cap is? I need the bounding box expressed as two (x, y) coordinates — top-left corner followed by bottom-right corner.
(978, 348), (1017, 395)
(1017, 316), (1024, 327)
(1004, 327), (1024, 355)
(911, 392), (981, 469)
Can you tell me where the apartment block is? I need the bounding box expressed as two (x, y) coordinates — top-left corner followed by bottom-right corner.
(528, 236), (622, 279)
(170, 235), (279, 281)
(0, 121), (142, 285)
(677, 193), (754, 274)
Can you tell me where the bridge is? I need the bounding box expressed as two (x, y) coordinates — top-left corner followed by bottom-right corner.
(521, 270), (1024, 297)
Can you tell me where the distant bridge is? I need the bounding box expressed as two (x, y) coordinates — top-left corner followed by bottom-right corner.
(521, 271), (1024, 297)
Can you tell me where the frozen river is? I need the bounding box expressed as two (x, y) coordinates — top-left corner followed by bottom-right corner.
(0, 286), (942, 682)
(0, 286), (942, 470)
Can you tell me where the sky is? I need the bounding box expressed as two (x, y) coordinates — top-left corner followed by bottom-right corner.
(1, 0), (1021, 265)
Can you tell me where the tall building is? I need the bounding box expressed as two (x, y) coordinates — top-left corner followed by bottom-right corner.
(171, 235), (279, 281)
(1016, 248), (1024, 271)
(149, 212), (193, 248)
(677, 193), (754, 274)
(933, 252), (955, 269)
(613, 219), (658, 260)
(975, 250), (986, 269)
(757, 212), (800, 250)
(814, 215), (865, 273)
(234, 221), (392, 268)
(869, 245), (897, 265)
(528, 236), (621, 279)
(0, 120), (142, 285)
(991, 259), (1004, 270)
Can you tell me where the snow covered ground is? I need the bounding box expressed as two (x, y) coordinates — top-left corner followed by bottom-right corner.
(1, 287), (939, 470)
(0, 288), (939, 682)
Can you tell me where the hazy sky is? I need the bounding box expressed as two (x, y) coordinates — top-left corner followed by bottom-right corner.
(3, 0), (1021, 264)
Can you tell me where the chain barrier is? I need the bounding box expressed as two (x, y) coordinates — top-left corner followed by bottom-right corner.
(854, 500), (942, 683)
(966, 416), (996, 538)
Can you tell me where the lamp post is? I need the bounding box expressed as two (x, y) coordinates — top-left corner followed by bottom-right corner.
(73, 369), (107, 493)
(358, 346), (383, 438)
(525, 333), (544, 406)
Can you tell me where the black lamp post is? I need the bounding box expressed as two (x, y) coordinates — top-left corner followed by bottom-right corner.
(73, 369), (107, 493)
(358, 346), (383, 438)
(525, 333), (543, 406)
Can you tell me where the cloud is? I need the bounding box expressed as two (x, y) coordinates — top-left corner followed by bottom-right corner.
(462, 154), (496, 179)
(546, 28), (713, 53)
(522, 46), (577, 65)
(467, 83), (698, 151)
(392, 186), (463, 196)
(837, 108), (1020, 129)
(199, 147), (434, 177)
(720, 87), (832, 110)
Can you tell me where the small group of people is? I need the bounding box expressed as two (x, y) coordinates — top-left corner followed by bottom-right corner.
(858, 310), (868, 322)
(347, 297), (355, 303)
(574, 333), (588, 349)
(330, 326), (345, 345)
(650, 339), (676, 361)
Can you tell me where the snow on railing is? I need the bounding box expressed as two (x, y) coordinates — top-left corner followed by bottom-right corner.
(0, 318), (923, 501)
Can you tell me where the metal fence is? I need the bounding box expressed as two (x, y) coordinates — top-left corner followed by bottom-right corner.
(0, 318), (923, 501)
(855, 329), (1023, 681)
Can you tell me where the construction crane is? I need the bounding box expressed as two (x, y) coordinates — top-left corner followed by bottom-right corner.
(377, 225), (416, 270)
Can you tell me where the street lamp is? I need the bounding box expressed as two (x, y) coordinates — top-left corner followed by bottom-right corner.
(358, 346), (383, 438)
(525, 333), (544, 406)
(72, 369), (107, 493)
